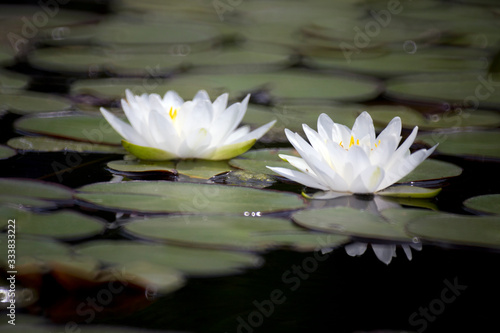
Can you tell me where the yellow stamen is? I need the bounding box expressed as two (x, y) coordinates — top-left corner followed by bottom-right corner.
(169, 107), (178, 120)
(339, 141), (343, 148)
(349, 135), (355, 148)
(356, 139), (359, 145)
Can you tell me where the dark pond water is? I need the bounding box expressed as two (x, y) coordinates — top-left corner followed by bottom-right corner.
(1, 0), (500, 333)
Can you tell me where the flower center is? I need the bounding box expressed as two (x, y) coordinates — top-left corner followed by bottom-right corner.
(339, 136), (381, 150)
(169, 107), (178, 120)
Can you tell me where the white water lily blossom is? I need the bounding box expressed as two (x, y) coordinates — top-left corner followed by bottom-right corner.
(267, 112), (437, 196)
(100, 90), (276, 160)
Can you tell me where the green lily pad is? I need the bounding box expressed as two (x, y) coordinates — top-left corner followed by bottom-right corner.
(14, 112), (122, 145)
(76, 181), (306, 214)
(71, 71), (381, 103)
(75, 240), (262, 276)
(417, 131), (500, 159)
(93, 19), (220, 52)
(0, 195), (58, 209)
(397, 159), (462, 183)
(0, 208), (104, 240)
(118, 261), (185, 294)
(243, 103), (362, 141)
(369, 106), (500, 130)
(239, 148), (299, 161)
(0, 178), (73, 201)
(217, 170), (276, 189)
(0, 69), (30, 89)
(406, 214), (500, 249)
(385, 73), (500, 109)
(0, 145), (16, 160)
(8, 136), (126, 154)
(0, 92), (72, 115)
(292, 207), (420, 242)
(124, 215), (348, 252)
(463, 194), (500, 215)
(305, 48), (488, 77)
(377, 186), (441, 198)
(107, 159), (232, 179)
(0, 235), (72, 268)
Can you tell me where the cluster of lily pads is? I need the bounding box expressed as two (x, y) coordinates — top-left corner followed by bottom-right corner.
(0, 1), (500, 328)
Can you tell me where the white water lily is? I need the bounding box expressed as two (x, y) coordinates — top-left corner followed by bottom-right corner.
(267, 111), (437, 196)
(100, 90), (276, 160)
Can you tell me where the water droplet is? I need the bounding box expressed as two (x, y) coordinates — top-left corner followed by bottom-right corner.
(412, 237), (420, 243)
(403, 40), (417, 54)
(145, 285), (158, 300)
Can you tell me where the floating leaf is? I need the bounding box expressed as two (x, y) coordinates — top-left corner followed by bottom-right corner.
(417, 131), (500, 159)
(75, 240), (262, 276)
(0, 92), (72, 115)
(0, 69), (29, 89)
(0, 178), (73, 201)
(305, 48), (488, 77)
(0, 145), (16, 160)
(14, 112), (122, 145)
(124, 215), (348, 252)
(0, 208), (104, 240)
(377, 186), (441, 198)
(385, 73), (500, 109)
(406, 214), (500, 249)
(8, 136), (125, 154)
(463, 194), (500, 215)
(395, 159), (462, 183)
(243, 104), (362, 141)
(71, 71), (381, 103)
(369, 106), (500, 130)
(76, 181), (306, 214)
(292, 207), (416, 242)
(107, 159), (231, 179)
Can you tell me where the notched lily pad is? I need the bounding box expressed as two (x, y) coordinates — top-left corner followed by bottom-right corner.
(370, 106), (500, 130)
(292, 206), (415, 242)
(418, 131), (500, 159)
(8, 136), (126, 154)
(377, 185), (442, 198)
(107, 159), (232, 179)
(124, 215), (348, 252)
(397, 159), (462, 183)
(463, 194), (500, 215)
(76, 181), (306, 214)
(406, 214), (500, 249)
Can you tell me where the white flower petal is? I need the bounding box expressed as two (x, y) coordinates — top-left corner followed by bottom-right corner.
(100, 108), (149, 146)
(351, 111), (375, 143)
(371, 244), (397, 265)
(317, 113), (335, 141)
(345, 242), (368, 256)
(193, 90), (211, 102)
(266, 166), (330, 191)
